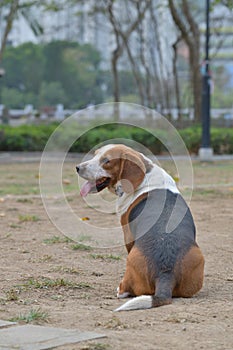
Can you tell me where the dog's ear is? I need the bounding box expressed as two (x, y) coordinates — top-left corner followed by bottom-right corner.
(119, 151), (146, 193)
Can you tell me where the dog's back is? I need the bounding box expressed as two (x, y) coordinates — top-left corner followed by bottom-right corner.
(129, 189), (197, 277)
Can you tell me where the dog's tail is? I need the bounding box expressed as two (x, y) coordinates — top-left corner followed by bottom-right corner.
(114, 273), (173, 312)
(114, 295), (172, 312)
(114, 295), (152, 311)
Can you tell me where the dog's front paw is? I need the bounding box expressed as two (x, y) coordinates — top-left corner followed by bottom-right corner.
(117, 286), (130, 299)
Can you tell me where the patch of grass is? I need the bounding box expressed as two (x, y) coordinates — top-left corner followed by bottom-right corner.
(7, 207), (18, 212)
(71, 243), (93, 251)
(9, 224), (21, 228)
(96, 316), (128, 330)
(78, 234), (92, 242)
(5, 289), (19, 301)
(195, 188), (218, 196)
(17, 198), (33, 203)
(38, 255), (53, 262)
(21, 277), (92, 290)
(90, 254), (121, 261)
(75, 282), (93, 289)
(10, 308), (49, 324)
(43, 235), (73, 244)
(18, 214), (40, 222)
(0, 298), (6, 305)
(24, 277), (74, 289)
(193, 188), (233, 198)
(52, 266), (80, 275)
(0, 184), (38, 196)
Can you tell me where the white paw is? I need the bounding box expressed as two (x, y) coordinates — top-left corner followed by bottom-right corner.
(116, 286), (130, 299)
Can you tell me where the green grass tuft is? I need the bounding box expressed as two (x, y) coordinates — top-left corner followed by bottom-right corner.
(90, 254), (121, 261)
(20, 277), (92, 290)
(10, 308), (49, 324)
(43, 235), (73, 244)
(18, 214), (40, 222)
(71, 243), (93, 251)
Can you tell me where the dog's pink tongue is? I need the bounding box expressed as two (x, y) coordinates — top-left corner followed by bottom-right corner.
(80, 181), (94, 197)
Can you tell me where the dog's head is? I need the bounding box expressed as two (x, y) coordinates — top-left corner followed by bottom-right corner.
(76, 144), (154, 197)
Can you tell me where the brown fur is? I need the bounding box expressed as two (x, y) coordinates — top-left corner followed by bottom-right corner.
(118, 243), (204, 300)
(99, 145), (150, 193)
(118, 246), (155, 297)
(173, 246), (205, 297)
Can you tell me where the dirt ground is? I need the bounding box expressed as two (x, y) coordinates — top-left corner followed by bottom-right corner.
(0, 156), (233, 350)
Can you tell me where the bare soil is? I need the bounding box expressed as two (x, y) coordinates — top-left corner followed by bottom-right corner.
(0, 158), (233, 350)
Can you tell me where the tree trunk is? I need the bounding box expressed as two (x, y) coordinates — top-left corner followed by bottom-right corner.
(111, 51), (120, 120)
(107, 0), (150, 119)
(172, 39), (182, 121)
(149, 3), (167, 110)
(123, 39), (145, 105)
(0, 0), (19, 64)
(168, 0), (202, 123)
(111, 50), (120, 104)
(190, 52), (202, 123)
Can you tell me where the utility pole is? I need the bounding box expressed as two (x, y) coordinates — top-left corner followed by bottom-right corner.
(199, 0), (213, 161)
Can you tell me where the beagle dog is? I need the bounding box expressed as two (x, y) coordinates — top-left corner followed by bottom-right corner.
(76, 144), (204, 311)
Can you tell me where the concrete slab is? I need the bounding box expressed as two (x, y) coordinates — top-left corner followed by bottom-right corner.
(0, 324), (106, 350)
(0, 320), (17, 328)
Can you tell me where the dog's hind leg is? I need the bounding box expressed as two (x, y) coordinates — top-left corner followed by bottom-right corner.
(117, 246), (155, 299)
(115, 271), (174, 311)
(173, 245), (205, 298)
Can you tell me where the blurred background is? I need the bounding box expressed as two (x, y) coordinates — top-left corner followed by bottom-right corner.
(0, 0), (232, 154)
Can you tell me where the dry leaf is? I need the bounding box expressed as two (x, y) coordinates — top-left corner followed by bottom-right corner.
(80, 217), (90, 221)
(63, 179), (71, 185)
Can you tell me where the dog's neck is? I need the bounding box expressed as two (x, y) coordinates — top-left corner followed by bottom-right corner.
(115, 164), (180, 216)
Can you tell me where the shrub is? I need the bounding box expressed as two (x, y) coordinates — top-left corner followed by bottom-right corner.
(0, 123), (233, 154)
(179, 127), (201, 154)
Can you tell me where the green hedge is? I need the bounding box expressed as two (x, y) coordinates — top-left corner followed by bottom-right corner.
(179, 127), (233, 154)
(0, 123), (233, 154)
(0, 124), (57, 151)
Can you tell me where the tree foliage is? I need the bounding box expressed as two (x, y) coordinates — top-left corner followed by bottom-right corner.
(0, 0), (232, 112)
(0, 41), (104, 108)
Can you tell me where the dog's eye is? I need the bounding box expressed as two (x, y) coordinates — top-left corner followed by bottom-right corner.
(102, 157), (110, 165)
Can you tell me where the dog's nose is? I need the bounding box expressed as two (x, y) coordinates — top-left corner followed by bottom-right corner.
(76, 166), (80, 173)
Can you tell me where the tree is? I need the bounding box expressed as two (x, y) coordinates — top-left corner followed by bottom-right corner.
(38, 81), (67, 106)
(168, 0), (202, 122)
(1, 86), (37, 108)
(43, 41), (103, 108)
(0, 0), (19, 64)
(213, 0), (233, 9)
(172, 36), (182, 121)
(0, 0), (43, 64)
(106, 0), (150, 104)
(2, 42), (44, 93)
(39, 0), (174, 114)
(0, 40), (104, 108)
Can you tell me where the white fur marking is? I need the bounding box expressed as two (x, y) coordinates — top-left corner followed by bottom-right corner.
(78, 144), (115, 181)
(114, 295), (153, 311)
(117, 163), (180, 215)
(117, 289), (131, 299)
